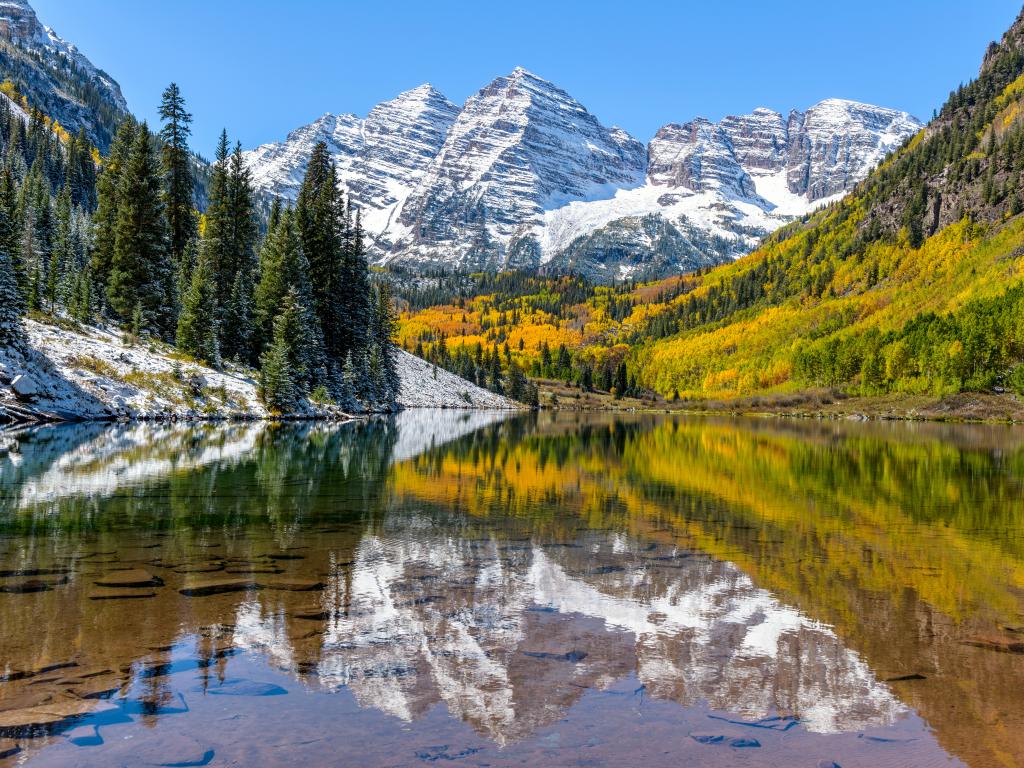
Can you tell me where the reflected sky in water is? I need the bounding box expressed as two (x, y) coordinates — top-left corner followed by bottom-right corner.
(1, 412), (1022, 767)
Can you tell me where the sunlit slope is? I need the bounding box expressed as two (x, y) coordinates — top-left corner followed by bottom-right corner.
(399, 10), (1024, 402)
(632, 9), (1024, 398)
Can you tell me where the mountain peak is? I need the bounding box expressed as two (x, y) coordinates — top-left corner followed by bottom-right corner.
(244, 71), (919, 280)
(0, 0), (127, 148)
(393, 83), (449, 102)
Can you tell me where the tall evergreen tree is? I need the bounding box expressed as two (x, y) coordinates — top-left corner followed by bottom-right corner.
(0, 167), (22, 299)
(296, 142), (345, 378)
(91, 118), (137, 298)
(159, 83), (197, 279)
(0, 225), (21, 345)
(254, 206), (324, 389)
(259, 294), (303, 413)
(201, 130), (230, 300)
(370, 280), (399, 406)
(202, 133), (258, 361)
(107, 123), (174, 337)
(339, 208), (371, 357)
(176, 241), (220, 365)
(222, 143), (258, 362)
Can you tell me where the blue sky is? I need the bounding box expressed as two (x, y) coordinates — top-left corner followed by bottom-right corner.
(30, 0), (1024, 157)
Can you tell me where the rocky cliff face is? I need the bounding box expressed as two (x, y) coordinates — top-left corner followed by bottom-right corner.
(245, 70), (921, 282)
(245, 85), (460, 235)
(0, 0), (128, 150)
(384, 68), (647, 270)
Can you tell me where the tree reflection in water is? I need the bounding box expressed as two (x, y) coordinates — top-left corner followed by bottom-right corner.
(1, 412), (1021, 767)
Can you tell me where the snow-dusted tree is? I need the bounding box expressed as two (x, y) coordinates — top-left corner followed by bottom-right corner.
(0, 245), (22, 345)
(158, 83), (197, 274)
(108, 124), (174, 338)
(176, 242), (220, 366)
(259, 299), (300, 413)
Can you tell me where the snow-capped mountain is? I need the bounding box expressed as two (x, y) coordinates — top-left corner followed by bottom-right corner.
(244, 69), (922, 281)
(386, 68), (647, 270)
(245, 85), (461, 234)
(0, 0), (128, 149)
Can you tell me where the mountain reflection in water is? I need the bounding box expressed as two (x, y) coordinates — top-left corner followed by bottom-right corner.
(1, 411), (1022, 767)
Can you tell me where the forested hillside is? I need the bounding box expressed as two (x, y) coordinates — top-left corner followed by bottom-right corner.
(398, 8), (1024, 403)
(0, 79), (402, 414)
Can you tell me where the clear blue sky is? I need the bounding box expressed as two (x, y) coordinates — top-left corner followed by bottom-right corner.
(30, 0), (1024, 157)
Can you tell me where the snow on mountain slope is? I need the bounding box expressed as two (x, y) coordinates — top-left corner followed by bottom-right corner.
(243, 85), (460, 234)
(542, 98), (921, 279)
(244, 69), (922, 282)
(0, 321), (519, 423)
(0, 0), (128, 149)
(245, 112), (365, 203)
(384, 67), (647, 270)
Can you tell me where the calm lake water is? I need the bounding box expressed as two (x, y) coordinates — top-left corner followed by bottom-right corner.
(0, 411), (1022, 767)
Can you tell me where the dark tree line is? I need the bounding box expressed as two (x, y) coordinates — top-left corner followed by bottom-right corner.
(0, 84), (399, 413)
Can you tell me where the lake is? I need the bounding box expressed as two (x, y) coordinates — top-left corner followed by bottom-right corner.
(1, 411), (1022, 767)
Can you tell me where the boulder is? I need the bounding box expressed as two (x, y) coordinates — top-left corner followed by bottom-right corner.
(10, 374), (39, 401)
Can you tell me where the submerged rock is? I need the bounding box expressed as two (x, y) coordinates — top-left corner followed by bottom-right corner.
(197, 679), (287, 697)
(93, 569), (164, 588)
(262, 579), (325, 592)
(521, 650), (588, 663)
(0, 579), (59, 594)
(130, 733), (214, 767)
(179, 579), (257, 597)
(0, 738), (21, 758)
(172, 563), (225, 574)
(88, 589), (158, 600)
(0, 699), (116, 736)
(964, 635), (1024, 654)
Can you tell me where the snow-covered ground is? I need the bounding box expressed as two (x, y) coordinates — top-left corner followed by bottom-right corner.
(0, 320), (520, 423)
(395, 348), (520, 409)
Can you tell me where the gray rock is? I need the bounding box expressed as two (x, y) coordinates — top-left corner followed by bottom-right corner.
(10, 374), (39, 401)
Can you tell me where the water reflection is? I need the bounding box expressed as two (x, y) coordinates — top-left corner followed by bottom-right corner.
(1, 413), (1021, 766)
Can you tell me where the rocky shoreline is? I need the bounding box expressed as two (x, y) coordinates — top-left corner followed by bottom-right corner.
(0, 319), (521, 428)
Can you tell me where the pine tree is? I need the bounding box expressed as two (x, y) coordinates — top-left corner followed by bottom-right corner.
(339, 208), (371, 359)
(255, 206), (295, 351)
(66, 128), (97, 210)
(259, 299), (300, 413)
(507, 362), (529, 404)
(108, 123), (174, 337)
(31, 180), (55, 312)
(53, 183), (75, 307)
(0, 167), (21, 299)
(176, 242), (220, 365)
(370, 280), (400, 406)
(91, 118), (137, 298)
(296, 142), (345, 377)
(0, 236), (22, 345)
(158, 83), (197, 275)
(223, 269), (254, 364)
(203, 134), (258, 361)
(202, 130), (230, 301)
